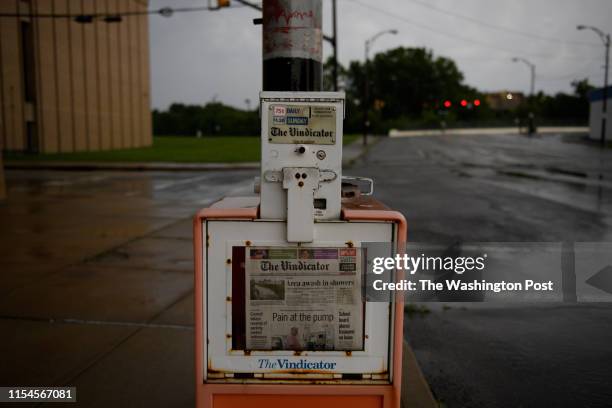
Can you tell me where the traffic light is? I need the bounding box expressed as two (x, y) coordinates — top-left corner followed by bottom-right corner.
(443, 100), (452, 108)
(374, 99), (385, 110)
(460, 99), (468, 107)
(473, 99), (481, 107)
(209, 0), (231, 9)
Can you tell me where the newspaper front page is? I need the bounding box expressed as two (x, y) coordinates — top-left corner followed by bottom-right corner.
(245, 247), (364, 351)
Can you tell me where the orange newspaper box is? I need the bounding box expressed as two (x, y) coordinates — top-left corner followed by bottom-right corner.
(193, 91), (407, 408)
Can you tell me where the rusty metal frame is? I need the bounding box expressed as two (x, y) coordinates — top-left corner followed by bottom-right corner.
(194, 205), (407, 408)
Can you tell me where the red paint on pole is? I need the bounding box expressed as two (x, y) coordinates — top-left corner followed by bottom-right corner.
(262, 0), (323, 91)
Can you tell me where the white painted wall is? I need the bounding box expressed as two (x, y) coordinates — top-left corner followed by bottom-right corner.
(588, 98), (612, 142)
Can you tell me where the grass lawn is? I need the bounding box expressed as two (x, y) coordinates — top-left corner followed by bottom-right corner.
(4, 135), (360, 163)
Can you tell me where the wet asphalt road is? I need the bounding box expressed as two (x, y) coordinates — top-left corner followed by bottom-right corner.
(349, 133), (612, 407)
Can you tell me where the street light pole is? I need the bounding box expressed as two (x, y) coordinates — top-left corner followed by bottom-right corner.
(363, 40), (370, 147)
(577, 25), (610, 147)
(605, 35), (610, 145)
(362, 29), (398, 146)
(529, 63), (535, 96)
(512, 57), (536, 97)
(512, 57), (537, 135)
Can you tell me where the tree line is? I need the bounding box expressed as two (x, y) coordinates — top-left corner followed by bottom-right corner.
(153, 102), (259, 136)
(153, 47), (594, 136)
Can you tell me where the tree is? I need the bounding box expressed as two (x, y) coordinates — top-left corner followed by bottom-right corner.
(153, 102), (259, 136)
(341, 47), (485, 132)
(323, 56), (348, 92)
(571, 78), (595, 100)
(370, 48), (464, 118)
(524, 79), (594, 125)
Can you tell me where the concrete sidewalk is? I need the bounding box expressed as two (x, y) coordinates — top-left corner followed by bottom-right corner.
(0, 170), (252, 407)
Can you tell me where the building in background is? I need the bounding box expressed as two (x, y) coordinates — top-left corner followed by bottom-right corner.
(0, 0), (151, 154)
(588, 86), (612, 142)
(484, 91), (525, 111)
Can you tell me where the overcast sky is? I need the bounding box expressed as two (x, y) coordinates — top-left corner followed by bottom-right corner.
(148, 0), (612, 110)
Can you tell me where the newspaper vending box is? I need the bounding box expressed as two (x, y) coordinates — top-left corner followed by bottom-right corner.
(194, 92), (407, 408)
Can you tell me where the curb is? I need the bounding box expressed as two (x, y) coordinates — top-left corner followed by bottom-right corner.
(389, 127), (589, 138)
(402, 340), (438, 408)
(343, 135), (381, 167)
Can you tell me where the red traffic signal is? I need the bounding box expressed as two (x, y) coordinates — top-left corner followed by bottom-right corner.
(473, 99), (481, 107)
(443, 100), (452, 108)
(460, 99), (468, 107)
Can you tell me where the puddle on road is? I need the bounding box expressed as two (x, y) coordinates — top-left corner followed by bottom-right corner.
(459, 164), (612, 219)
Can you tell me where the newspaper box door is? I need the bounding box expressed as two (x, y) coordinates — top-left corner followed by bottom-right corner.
(202, 219), (394, 380)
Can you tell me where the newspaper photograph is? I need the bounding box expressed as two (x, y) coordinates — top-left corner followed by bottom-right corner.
(245, 247), (364, 351)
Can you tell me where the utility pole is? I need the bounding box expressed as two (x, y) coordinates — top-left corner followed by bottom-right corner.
(262, 0), (322, 91)
(577, 25), (610, 147)
(362, 29), (397, 146)
(332, 0), (338, 91)
(236, 0), (337, 91)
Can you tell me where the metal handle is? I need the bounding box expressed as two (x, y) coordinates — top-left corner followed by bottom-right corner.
(342, 176), (374, 196)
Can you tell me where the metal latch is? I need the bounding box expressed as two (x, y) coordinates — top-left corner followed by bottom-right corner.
(282, 167), (319, 243)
